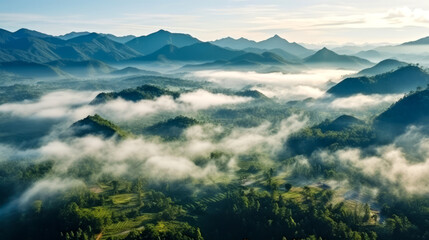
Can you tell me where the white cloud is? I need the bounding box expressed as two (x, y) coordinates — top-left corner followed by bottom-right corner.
(0, 90), (252, 122)
(0, 90), (98, 120)
(187, 69), (353, 101)
(329, 94), (403, 109)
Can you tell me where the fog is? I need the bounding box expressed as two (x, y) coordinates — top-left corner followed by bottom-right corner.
(0, 89), (252, 122)
(0, 112), (307, 211)
(186, 69), (354, 101)
(328, 93), (403, 109)
(296, 126), (429, 197)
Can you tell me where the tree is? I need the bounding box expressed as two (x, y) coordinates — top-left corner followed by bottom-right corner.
(284, 183), (292, 192)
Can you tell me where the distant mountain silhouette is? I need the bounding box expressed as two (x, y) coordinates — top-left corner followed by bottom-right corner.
(354, 50), (382, 60)
(66, 33), (141, 62)
(58, 31), (136, 43)
(135, 42), (245, 62)
(211, 37), (258, 49)
(126, 29), (201, 55)
(57, 31), (90, 40)
(327, 65), (429, 96)
(241, 48), (302, 63)
(111, 67), (159, 76)
(45, 59), (115, 77)
(0, 59), (119, 78)
(212, 35), (314, 58)
(304, 47), (372, 69)
(12, 28), (51, 39)
(181, 51), (302, 72)
(0, 61), (66, 78)
(258, 35), (313, 57)
(0, 29), (141, 63)
(401, 36), (429, 45)
(356, 59), (408, 76)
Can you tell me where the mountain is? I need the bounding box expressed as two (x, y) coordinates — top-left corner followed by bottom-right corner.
(0, 29), (15, 44)
(111, 67), (159, 76)
(286, 115), (373, 156)
(258, 35), (314, 57)
(401, 36), (429, 45)
(0, 59), (119, 78)
(58, 32), (136, 43)
(327, 65), (429, 97)
(0, 36), (68, 62)
(136, 42), (245, 62)
(211, 37), (257, 49)
(235, 90), (269, 100)
(57, 31), (90, 40)
(374, 88), (429, 140)
(0, 30), (142, 63)
(181, 51), (302, 72)
(45, 59), (115, 77)
(66, 33), (141, 62)
(242, 47), (302, 63)
(102, 33), (136, 43)
(354, 50), (383, 61)
(304, 47), (372, 69)
(90, 84), (180, 105)
(317, 115), (365, 132)
(144, 116), (198, 139)
(211, 35), (313, 58)
(70, 114), (127, 138)
(125, 29), (201, 55)
(12, 28), (52, 39)
(228, 52), (292, 65)
(356, 59), (408, 76)
(0, 61), (66, 78)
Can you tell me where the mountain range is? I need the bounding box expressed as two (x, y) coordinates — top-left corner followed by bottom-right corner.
(211, 35), (314, 58)
(327, 65), (429, 97)
(0, 59), (157, 78)
(1, 27), (429, 74)
(126, 29), (201, 55)
(57, 31), (136, 43)
(304, 47), (372, 69)
(355, 59), (408, 76)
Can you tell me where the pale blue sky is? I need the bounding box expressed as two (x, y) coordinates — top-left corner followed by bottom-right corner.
(1, 0), (429, 44)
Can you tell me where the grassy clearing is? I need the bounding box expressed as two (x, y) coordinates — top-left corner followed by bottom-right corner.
(110, 193), (137, 205)
(102, 214), (154, 239)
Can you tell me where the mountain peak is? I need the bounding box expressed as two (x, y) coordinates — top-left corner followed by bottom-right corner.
(266, 34), (287, 42)
(314, 47), (337, 56)
(153, 29), (171, 35)
(401, 36), (429, 45)
(13, 28), (50, 38)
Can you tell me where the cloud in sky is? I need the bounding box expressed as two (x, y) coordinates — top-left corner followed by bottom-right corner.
(1, 0), (429, 44)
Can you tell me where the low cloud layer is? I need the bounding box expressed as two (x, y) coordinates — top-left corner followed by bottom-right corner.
(0, 114), (307, 210)
(328, 93), (403, 109)
(0, 90), (252, 122)
(186, 69), (354, 101)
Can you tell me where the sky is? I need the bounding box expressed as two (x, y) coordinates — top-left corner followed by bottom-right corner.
(1, 0), (429, 45)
